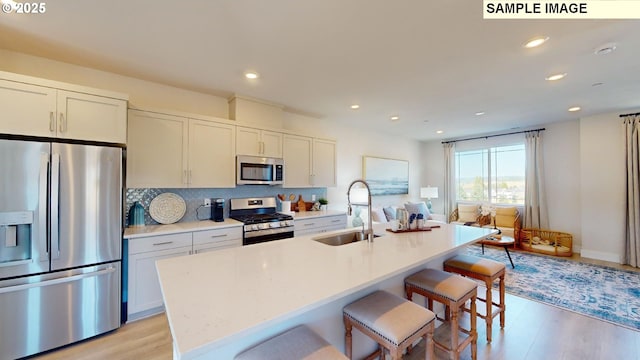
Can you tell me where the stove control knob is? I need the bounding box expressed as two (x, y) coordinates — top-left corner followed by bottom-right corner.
(259, 223), (270, 230)
(269, 222), (280, 228)
(280, 221), (288, 227)
(251, 225), (259, 231)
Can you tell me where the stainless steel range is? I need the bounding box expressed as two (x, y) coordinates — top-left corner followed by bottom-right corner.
(229, 197), (294, 245)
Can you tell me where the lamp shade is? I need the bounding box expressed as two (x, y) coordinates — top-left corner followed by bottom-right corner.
(420, 186), (438, 199)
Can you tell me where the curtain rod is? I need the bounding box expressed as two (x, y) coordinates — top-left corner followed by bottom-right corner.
(441, 128), (545, 144)
(619, 112), (640, 118)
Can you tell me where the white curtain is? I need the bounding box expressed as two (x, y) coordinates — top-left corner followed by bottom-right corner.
(624, 115), (640, 267)
(524, 130), (548, 228)
(443, 142), (456, 222)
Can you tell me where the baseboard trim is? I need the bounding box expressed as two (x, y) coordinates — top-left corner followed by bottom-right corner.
(580, 249), (623, 264)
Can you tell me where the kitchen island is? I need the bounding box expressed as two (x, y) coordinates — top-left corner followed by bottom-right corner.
(156, 221), (495, 360)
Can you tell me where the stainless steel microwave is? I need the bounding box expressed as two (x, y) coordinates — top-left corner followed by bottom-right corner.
(236, 155), (284, 185)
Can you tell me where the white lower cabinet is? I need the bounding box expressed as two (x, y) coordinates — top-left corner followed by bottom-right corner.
(126, 227), (242, 321)
(294, 214), (347, 237)
(192, 227), (242, 254)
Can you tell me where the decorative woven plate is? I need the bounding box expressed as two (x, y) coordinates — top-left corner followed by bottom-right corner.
(149, 193), (186, 224)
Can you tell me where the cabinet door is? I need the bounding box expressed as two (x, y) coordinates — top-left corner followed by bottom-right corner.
(188, 119), (236, 188)
(312, 139), (337, 187)
(57, 90), (127, 143)
(236, 126), (261, 156)
(261, 130), (283, 158)
(283, 134), (312, 187)
(128, 246), (192, 317)
(0, 80), (57, 137)
(127, 110), (188, 188)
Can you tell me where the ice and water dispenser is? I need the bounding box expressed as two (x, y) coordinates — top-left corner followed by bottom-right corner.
(0, 211), (33, 264)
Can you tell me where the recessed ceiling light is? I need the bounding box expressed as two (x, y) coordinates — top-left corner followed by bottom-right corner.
(350, 104), (360, 110)
(568, 106), (581, 112)
(436, 130), (444, 134)
(475, 112), (485, 116)
(545, 73), (567, 81)
(390, 116), (399, 121)
(244, 72), (259, 79)
(524, 36), (549, 48)
(594, 43), (617, 55)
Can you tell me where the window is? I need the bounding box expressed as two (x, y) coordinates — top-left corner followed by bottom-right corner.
(455, 144), (525, 205)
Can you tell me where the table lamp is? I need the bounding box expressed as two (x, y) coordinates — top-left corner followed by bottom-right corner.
(420, 186), (438, 212)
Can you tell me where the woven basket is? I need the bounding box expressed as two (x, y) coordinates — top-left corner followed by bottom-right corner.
(520, 228), (573, 257)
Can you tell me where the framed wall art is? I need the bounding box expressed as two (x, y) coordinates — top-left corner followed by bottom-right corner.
(362, 156), (409, 195)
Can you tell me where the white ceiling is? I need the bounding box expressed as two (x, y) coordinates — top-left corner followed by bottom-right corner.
(1, 1), (639, 141)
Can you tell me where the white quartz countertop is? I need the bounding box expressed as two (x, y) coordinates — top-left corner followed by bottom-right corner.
(123, 219), (243, 239)
(156, 222), (495, 359)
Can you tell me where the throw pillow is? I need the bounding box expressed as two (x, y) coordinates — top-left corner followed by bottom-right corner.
(495, 207), (517, 227)
(371, 207), (388, 223)
(457, 204), (479, 223)
(383, 206), (396, 221)
(404, 201), (432, 220)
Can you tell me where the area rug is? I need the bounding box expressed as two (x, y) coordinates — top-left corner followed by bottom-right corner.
(466, 245), (640, 331)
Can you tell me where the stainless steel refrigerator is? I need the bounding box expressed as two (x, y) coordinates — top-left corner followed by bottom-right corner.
(0, 138), (122, 359)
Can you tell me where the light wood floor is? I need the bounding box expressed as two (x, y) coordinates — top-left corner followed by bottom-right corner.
(32, 253), (640, 360)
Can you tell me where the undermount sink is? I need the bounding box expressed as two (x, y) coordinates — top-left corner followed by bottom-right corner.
(313, 230), (382, 246)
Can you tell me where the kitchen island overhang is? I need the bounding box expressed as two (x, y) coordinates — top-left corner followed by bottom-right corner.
(156, 222), (496, 360)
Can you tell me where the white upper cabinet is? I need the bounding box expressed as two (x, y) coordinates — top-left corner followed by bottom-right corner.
(282, 135), (336, 188)
(0, 80), (57, 138)
(312, 138), (337, 187)
(127, 110), (188, 188)
(283, 134), (313, 187)
(56, 90), (127, 143)
(126, 109), (236, 188)
(236, 126), (282, 158)
(188, 119), (235, 188)
(0, 72), (127, 143)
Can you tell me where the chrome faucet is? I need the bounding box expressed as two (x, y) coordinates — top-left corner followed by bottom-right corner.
(347, 179), (374, 243)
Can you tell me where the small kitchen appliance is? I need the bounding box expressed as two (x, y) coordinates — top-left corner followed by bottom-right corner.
(229, 197), (294, 245)
(236, 155), (284, 185)
(211, 198), (225, 222)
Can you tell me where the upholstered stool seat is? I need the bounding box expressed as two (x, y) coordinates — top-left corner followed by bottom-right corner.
(405, 268), (478, 360)
(235, 325), (348, 360)
(444, 254), (506, 343)
(343, 290), (436, 360)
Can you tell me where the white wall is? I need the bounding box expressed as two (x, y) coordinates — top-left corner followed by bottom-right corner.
(579, 112), (628, 263)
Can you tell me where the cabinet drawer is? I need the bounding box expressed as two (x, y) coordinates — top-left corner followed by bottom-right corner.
(295, 215), (346, 231)
(129, 233), (193, 255)
(193, 227), (242, 246)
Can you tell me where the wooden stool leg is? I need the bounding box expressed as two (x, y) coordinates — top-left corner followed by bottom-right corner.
(344, 317), (353, 359)
(450, 305), (459, 360)
(485, 280), (493, 343)
(423, 327), (435, 360)
(471, 294), (477, 360)
(500, 274), (506, 328)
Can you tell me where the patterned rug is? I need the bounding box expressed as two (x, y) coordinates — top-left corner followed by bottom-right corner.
(467, 244), (640, 331)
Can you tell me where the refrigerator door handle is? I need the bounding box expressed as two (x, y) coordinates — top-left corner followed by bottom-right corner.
(39, 152), (49, 261)
(0, 266), (117, 294)
(50, 153), (60, 260)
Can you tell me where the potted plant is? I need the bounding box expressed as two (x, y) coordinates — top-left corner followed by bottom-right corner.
(318, 197), (328, 211)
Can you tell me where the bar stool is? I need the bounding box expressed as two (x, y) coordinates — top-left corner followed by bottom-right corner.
(343, 290), (436, 360)
(405, 268), (478, 360)
(444, 254), (506, 343)
(235, 325), (348, 360)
